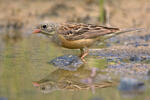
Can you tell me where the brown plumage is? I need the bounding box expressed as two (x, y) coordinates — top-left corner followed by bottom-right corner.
(33, 22), (141, 62)
(57, 23), (119, 40)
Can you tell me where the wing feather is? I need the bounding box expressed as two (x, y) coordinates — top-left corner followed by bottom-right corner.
(57, 23), (119, 41)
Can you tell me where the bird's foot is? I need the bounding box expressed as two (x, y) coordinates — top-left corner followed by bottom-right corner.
(81, 57), (86, 63)
(80, 51), (89, 63)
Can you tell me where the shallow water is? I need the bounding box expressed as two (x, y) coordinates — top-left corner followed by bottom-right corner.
(0, 33), (150, 100)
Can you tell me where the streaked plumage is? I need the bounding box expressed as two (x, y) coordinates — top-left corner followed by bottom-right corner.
(33, 22), (142, 62)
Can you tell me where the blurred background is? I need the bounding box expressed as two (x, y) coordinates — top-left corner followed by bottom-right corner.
(0, 0), (150, 42)
(0, 0), (150, 100)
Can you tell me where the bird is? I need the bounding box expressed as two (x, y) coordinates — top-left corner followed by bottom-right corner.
(32, 22), (143, 62)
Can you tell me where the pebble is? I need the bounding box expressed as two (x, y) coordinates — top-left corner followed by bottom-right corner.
(0, 97), (8, 100)
(118, 77), (145, 92)
(49, 55), (83, 71)
(89, 97), (104, 100)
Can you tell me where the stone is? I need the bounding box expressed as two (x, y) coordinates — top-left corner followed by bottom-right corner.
(49, 55), (83, 71)
(118, 77), (145, 92)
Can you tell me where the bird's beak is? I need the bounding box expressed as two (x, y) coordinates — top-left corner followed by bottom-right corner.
(32, 29), (41, 34)
(32, 81), (40, 87)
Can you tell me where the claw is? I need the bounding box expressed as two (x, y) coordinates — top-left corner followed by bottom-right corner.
(80, 48), (89, 63)
(81, 56), (86, 63)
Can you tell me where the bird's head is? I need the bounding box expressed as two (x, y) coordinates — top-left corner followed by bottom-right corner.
(32, 23), (58, 36)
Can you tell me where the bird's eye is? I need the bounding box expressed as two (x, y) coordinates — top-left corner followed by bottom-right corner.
(41, 87), (46, 90)
(42, 25), (47, 29)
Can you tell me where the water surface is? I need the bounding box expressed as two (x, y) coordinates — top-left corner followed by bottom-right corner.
(0, 33), (150, 100)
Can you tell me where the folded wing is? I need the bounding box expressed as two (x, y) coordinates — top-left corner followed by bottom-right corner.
(57, 23), (120, 41)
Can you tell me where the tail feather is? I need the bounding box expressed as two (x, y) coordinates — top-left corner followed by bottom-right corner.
(115, 28), (145, 36)
(103, 28), (146, 39)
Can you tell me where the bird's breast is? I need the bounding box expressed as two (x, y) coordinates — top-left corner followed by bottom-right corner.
(56, 35), (98, 49)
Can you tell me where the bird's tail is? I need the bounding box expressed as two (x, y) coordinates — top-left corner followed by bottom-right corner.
(103, 28), (146, 40)
(115, 28), (145, 36)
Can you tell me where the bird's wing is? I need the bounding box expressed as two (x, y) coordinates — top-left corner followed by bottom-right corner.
(57, 23), (120, 41)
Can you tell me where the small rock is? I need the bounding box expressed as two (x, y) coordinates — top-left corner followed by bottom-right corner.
(147, 70), (150, 77)
(118, 77), (145, 92)
(0, 97), (8, 100)
(129, 55), (141, 62)
(89, 97), (104, 100)
(49, 55), (83, 71)
(140, 34), (150, 41)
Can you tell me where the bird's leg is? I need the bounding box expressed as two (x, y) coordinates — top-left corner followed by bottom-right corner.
(80, 48), (84, 57)
(80, 48), (89, 63)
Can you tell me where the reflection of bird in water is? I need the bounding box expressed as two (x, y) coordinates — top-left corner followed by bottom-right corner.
(33, 22), (142, 62)
(32, 66), (117, 93)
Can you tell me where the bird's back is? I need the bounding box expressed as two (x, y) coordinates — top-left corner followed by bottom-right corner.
(57, 23), (120, 41)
